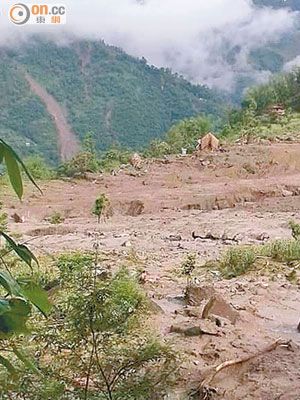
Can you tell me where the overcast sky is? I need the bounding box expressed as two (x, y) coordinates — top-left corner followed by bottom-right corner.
(0, 0), (298, 89)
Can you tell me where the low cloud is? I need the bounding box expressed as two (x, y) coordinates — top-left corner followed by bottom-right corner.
(0, 0), (298, 90)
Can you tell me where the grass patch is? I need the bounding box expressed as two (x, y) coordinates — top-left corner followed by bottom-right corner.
(218, 247), (257, 278)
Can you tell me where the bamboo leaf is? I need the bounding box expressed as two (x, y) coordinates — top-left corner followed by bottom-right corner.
(0, 144), (4, 165)
(0, 271), (23, 296)
(0, 232), (38, 269)
(0, 140), (41, 195)
(12, 347), (41, 376)
(0, 355), (18, 381)
(4, 147), (23, 200)
(22, 284), (51, 317)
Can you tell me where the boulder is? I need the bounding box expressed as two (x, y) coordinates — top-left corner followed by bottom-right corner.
(186, 284), (216, 306)
(127, 200), (144, 217)
(170, 320), (218, 337)
(202, 294), (239, 324)
(11, 213), (24, 223)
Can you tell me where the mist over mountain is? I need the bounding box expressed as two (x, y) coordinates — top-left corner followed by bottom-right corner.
(1, 0), (299, 92)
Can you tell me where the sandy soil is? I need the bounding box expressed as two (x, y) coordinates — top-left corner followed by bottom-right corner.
(4, 142), (300, 399)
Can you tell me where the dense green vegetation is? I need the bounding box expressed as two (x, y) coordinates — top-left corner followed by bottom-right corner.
(1, 39), (226, 163)
(0, 58), (58, 163)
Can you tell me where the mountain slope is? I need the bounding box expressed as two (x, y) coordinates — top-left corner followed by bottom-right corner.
(0, 39), (225, 163)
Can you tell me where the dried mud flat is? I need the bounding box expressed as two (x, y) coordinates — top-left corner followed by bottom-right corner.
(4, 142), (300, 399)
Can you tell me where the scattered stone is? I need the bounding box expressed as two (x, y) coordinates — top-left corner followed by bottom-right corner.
(207, 314), (231, 327)
(11, 213), (24, 223)
(202, 294), (239, 324)
(167, 234), (182, 241)
(282, 189), (293, 197)
(148, 299), (165, 314)
(170, 321), (219, 337)
(166, 294), (186, 305)
(183, 307), (202, 318)
(256, 232), (270, 241)
(186, 284), (216, 306)
(127, 200), (144, 217)
(121, 240), (132, 248)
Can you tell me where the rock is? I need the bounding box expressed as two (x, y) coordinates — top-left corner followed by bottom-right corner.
(11, 213), (24, 223)
(127, 200), (144, 217)
(148, 299), (165, 314)
(297, 321), (300, 332)
(186, 284), (216, 306)
(202, 294), (239, 324)
(282, 189), (293, 197)
(183, 307), (202, 318)
(167, 234), (182, 241)
(121, 240), (132, 247)
(256, 232), (270, 241)
(170, 320), (218, 337)
(166, 294), (186, 305)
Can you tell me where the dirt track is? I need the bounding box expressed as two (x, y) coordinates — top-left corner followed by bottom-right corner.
(4, 142), (300, 399)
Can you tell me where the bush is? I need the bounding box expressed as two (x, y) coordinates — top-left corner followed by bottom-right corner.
(261, 239), (300, 263)
(23, 156), (54, 180)
(49, 211), (64, 225)
(219, 247), (256, 278)
(21, 252), (179, 400)
(57, 151), (98, 178)
(92, 193), (110, 223)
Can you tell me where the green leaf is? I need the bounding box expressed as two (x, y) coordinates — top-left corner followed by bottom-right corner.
(0, 140), (42, 196)
(12, 347), (41, 376)
(4, 147), (23, 200)
(0, 231), (38, 269)
(0, 355), (18, 381)
(0, 299), (10, 316)
(0, 271), (23, 296)
(0, 298), (31, 337)
(0, 144), (4, 165)
(22, 284), (51, 317)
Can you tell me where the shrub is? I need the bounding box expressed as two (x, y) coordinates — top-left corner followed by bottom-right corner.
(181, 253), (196, 287)
(289, 219), (300, 240)
(92, 193), (110, 223)
(27, 253), (179, 400)
(219, 247), (256, 278)
(23, 156), (54, 180)
(261, 239), (300, 263)
(49, 211), (64, 225)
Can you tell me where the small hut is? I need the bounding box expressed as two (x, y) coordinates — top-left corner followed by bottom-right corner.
(197, 132), (219, 152)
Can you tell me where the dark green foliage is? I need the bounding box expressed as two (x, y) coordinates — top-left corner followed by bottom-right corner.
(0, 59), (58, 164)
(219, 247), (257, 278)
(92, 193), (110, 223)
(165, 115), (213, 154)
(289, 220), (300, 240)
(23, 156), (54, 180)
(17, 252), (178, 400)
(4, 39), (225, 163)
(0, 139), (50, 379)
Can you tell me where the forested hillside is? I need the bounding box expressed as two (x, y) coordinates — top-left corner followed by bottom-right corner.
(0, 39), (225, 163)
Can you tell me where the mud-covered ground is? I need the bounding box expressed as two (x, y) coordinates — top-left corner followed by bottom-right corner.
(4, 142), (300, 399)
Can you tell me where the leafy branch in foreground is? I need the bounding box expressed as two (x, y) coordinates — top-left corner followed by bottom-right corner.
(0, 139), (50, 379)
